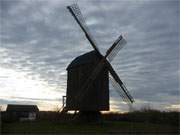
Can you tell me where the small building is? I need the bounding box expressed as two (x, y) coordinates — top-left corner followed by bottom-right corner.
(6, 104), (39, 121)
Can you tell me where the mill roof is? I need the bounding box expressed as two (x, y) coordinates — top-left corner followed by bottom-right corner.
(6, 104), (39, 112)
(67, 50), (101, 70)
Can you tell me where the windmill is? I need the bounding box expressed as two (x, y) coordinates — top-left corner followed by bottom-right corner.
(64, 4), (134, 118)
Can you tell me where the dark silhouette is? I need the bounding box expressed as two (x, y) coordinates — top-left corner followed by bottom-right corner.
(4, 104), (39, 122)
(63, 4), (134, 121)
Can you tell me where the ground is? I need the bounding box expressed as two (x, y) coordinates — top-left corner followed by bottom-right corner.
(2, 121), (179, 134)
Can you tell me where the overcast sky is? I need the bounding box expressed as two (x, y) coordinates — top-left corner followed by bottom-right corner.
(0, 0), (179, 112)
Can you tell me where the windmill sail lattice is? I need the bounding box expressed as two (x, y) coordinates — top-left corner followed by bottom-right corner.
(107, 36), (127, 62)
(67, 4), (100, 54)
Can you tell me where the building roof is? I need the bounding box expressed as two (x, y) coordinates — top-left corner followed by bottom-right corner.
(67, 50), (101, 70)
(6, 104), (39, 112)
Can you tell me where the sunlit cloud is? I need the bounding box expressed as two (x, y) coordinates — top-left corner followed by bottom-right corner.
(0, 67), (64, 108)
(165, 104), (180, 112)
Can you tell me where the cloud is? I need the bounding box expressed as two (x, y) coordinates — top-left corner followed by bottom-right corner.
(0, 0), (179, 111)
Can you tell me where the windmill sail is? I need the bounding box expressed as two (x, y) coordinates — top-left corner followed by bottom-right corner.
(106, 61), (134, 103)
(110, 76), (134, 111)
(67, 4), (101, 55)
(107, 35), (127, 62)
(109, 75), (132, 103)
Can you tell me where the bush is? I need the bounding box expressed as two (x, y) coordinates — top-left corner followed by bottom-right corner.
(102, 110), (180, 126)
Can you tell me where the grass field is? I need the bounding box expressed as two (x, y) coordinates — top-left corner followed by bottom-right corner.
(2, 120), (179, 134)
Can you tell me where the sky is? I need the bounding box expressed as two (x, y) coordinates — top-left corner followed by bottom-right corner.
(0, 0), (179, 112)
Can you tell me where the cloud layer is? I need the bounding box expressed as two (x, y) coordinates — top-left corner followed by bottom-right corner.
(0, 0), (179, 111)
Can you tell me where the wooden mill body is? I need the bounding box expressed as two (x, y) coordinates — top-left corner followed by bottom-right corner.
(66, 51), (109, 111)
